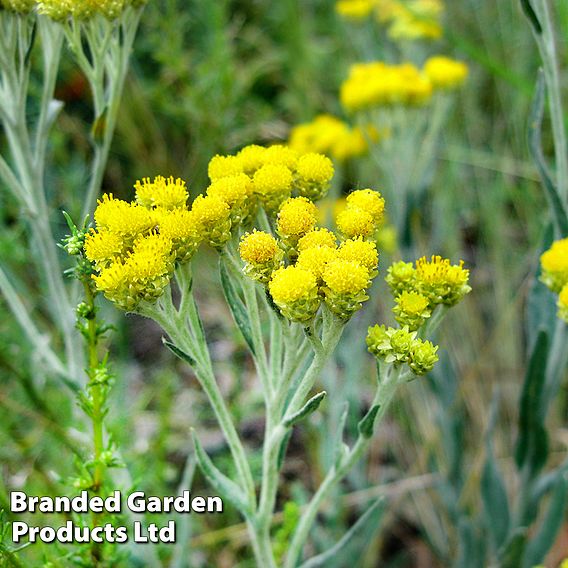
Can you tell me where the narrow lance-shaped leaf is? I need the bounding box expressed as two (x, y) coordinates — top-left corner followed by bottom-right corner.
(191, 430), (252, 518)
(358, 404), (380, 439)
(163, 339), (197, 368)
(219, 259), (256, 355)
(481, 392), (510, 551)
(283, 391), (327, 428)
(515, 329), (549, 477)
(522, 475), (568, 568)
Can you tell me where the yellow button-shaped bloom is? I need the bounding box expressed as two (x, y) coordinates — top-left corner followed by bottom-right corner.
(297, 246), (339, 280)
(135, 176), (188, 210)
(338, 237), (379, 273)
(323, 259), (369, 294)
(84, 229), (124, 269)
(208, 154), (244, 181)
(237, 145), (267, 174)
(239, 230), (280, 266)
(298, 228), (337, 251)
(94, 194), (156, 239)
(277, 197), (318, 241)
(269, 266), (320, 323)
(346, 189), (385, 223)
(424, 56), (469, 90)
(263, 145), (299, 170)
(541, 237), (568, 292)
(336, 206), (375, 239)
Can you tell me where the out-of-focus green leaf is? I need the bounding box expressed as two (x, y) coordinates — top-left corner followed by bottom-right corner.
(522, 475), (568, 568)
(299, 498), (386, 568)
(481, 393), (510, 551)
(219, 258), (256, 355)
(520, 0), (542, 34)
(500, 528), (528, 568)
(515, 330), (549, 476)
(528, 70), (568, 236)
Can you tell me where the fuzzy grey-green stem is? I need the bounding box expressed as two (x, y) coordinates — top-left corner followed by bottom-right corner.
(284, 365), (403, 568)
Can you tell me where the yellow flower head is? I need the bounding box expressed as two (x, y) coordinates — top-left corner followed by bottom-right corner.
(135, 176), (188, 210)
(239, 230), (281, 266)
(269, 266), (320, 323)
(424, 56), (469, 90)
(336, 207), (376, 239)
(335, 0), (375, 19)
(415, 255), (471, 305)
(237, 145), (267, 175)
(263, 145), (299, 170)
(296, 246), (339, 280)
(346, 189), (385, 223)
(208, 154), (244, 181)
(323, 259), (370, 294)
(338, 237), (379, 274)
(322, 259), (371, 318)
(277, 197), (318, 242)
(558, 284), (568, 323)
(191, 194), (232, 248)
(84, 229), (124, 269)
(540, 237), (568, 293)
(298, 228), (337, 251)
(206, 173), (253, 208)
(295, 153), (334, 200)
(156, 208), (202, 263)
(393, 290), (431, 330)
(253, 164), (294, 212)
(94, 194), (156, 240)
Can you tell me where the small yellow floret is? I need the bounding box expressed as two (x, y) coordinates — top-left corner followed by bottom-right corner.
(296, 246), (339, 280)
(239, 230), (280, 265)
(338, 237), (379, 273)
(346, 189), (385, 223)
(415, 255), (471, 305)
(191, 194), (230, 226)
(323, 259), (369, 294)
(336, 0), (374, 19)
(208, 154), (244, 181)
(541, 237), (568, 292)
(135, 176), (188, 210)
(269, 266), (318, 304)
(156, 208), (201, 262)
(253, 164), (293, 202)
(84, 229), (124, 268)
(94, 194), (156, 238)
(277, 197), (318, 240)
(296, 153), (334, 184)
(298, 228), (337, 251)
(237, 145), (267, 174)
(424, 56), (469, 90)
(397, 290), (429, 315)
(336, 207), (375, 238)
(263, 145), (299, 170)
(206, 173), (253, 207)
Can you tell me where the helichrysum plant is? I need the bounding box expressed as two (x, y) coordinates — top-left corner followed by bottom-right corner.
(82, 142), (471, 566)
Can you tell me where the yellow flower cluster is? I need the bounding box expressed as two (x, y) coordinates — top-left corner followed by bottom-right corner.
(335, 189), (386, 239)
(366, 254), (470, 375)
(340, 56), (467, 113)
(240, 189), (384, 323)
(208, 144), (334, 212)
(288, 114), (379, 162)
(336, 0), (444, 41)
(84, 144), (335, 312)
(540, 237), (568, 323)
(37, 0), (143, 20)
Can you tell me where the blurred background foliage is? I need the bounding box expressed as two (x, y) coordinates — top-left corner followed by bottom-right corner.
(1, 0), (567, 566)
